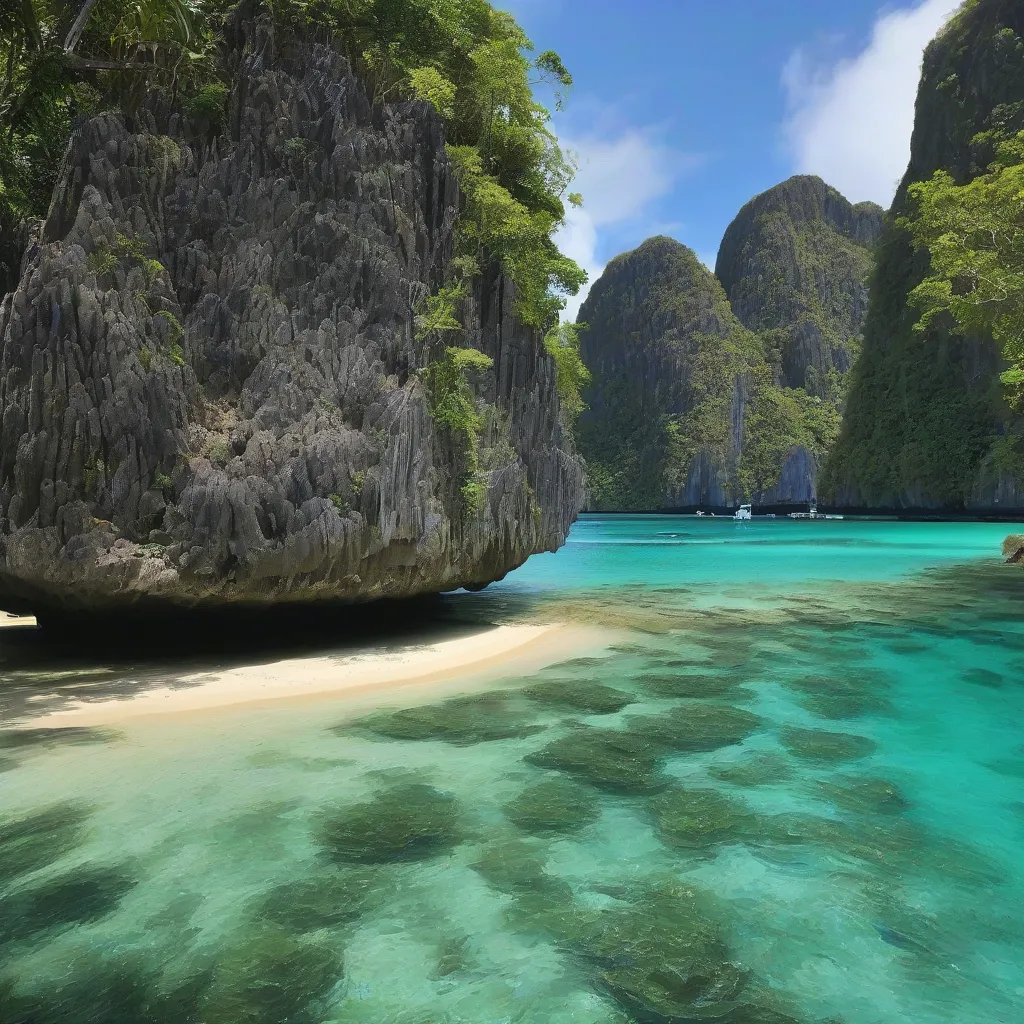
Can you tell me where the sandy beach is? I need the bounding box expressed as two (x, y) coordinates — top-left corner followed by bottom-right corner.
(21, 622), (605, 728)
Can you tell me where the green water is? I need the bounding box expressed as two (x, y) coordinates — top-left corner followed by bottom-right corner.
(2, 516), (1024, 1023)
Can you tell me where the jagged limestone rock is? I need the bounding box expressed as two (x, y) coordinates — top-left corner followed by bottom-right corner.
(0, 18), (583, 614)
(716, 175), (882, 397)
(576, 232), (847, 510)
(825, 0), (1024, 509)
(576, 238), (763, 510)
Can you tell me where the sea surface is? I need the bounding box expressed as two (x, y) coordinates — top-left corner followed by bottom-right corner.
(2, 516), (1024, 1023)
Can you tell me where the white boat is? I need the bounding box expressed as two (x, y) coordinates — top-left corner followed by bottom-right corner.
(788, 504), (844, 521)
(734, 504), (752, 521)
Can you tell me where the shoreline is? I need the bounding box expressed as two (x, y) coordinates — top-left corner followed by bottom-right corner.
(19, 622), (603, 728)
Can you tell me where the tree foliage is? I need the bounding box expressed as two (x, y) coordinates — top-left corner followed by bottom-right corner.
(543, 321), (590, 421)
(2, 0), (584, 332)
(265, 0), (585, 328)
(904, 132), (1024, 403)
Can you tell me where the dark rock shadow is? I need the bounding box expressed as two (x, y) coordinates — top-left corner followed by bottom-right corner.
(0, 591), (510, 724)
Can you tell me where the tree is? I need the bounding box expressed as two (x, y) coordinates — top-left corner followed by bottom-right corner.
(904, 132), (1024, 403)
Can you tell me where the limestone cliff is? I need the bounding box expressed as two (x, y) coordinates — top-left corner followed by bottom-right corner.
(577, 218), (863, 511)
(824, 0), (1024, 509)
(576, 238), (761, 510)
(716, 175), (882, 396)
(0, 17), (584, 615)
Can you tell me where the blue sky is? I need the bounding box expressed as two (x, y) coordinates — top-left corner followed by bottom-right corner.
(502, 0), (963, 317)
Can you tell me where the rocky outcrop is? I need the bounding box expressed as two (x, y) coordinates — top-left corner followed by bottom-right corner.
(575, 237), (763, 510)
(824, 0), (1024, 509)
(716, 175), (882, 395)
(0, 17), (584, 615)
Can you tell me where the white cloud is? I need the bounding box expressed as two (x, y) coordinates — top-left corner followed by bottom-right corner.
(554, 130), (698, 321)
(782, 0), (963, 206)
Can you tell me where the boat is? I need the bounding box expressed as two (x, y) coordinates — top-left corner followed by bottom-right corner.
(734, 504), (752, 521)
(788, 504), (844, 521)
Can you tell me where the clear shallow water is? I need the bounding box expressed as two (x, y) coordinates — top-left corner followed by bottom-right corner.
(2, 516), (1024, 1023)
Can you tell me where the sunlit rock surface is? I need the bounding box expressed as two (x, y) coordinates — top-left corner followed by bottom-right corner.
(0, 17), (584, 614)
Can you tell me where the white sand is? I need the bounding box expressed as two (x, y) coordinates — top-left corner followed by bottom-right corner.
(24, 622), (602, 727)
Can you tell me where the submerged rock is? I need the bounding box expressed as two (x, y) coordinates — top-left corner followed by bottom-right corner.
(570, 882), (808, 1024)
(637, 671), (750, 700)
(349, 692), (542, 746)
(316, 783), (461, 864)
(625, 703), (763, 753)
(0, 16), (583, 616)
(248, 870), (378, 931)
(780, 727), (877, 764)
(818, 776), (910, 816)
(522, 678), (636, 714)
(503, 778), (601, 835)
(199, 924), (339, 1024)
(709, 751), (794, 787)
(0, 802), (91, 886)
(525, 726), (669, 794)
(652, 786), (755, 851)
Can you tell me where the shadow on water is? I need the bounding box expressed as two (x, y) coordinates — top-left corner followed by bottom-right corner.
(0, 593), (511, 724)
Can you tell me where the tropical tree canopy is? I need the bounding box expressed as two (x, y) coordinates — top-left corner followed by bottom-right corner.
(905, 132), (1024, 404)
(0, 0), (585, 328)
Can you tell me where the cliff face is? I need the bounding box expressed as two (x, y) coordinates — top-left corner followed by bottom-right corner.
(576, 238), (763, 510)
(716, 175), (882, 396)
(824, 0), (1024, 509)
(0, 18), (584, 615)
(577, 178), (878, 512)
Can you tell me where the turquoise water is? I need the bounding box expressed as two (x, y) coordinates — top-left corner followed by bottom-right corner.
(2, 516), (1024, 1023)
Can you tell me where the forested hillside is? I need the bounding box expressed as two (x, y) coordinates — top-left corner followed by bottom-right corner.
(824, 0), (1024, 509)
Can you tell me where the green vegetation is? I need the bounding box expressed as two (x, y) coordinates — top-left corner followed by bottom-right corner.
(904, 133), (1024, 403)
(716, 174), (882, 402)
(266, 0), (584, 330)
(3, 0), (584, 340)
(0, 0), (224, 288)
(576, 233), (849, 509)
(824, 3), (1024, 505)
(420, 345), (495, 512)
(738, 373), (841, 500)
(543, 321), (591, 421)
